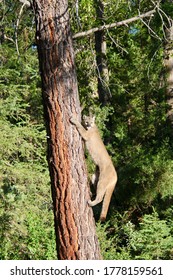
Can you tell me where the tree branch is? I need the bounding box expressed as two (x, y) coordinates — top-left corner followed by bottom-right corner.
(19, 0), (31, 7)
(15, 1), (30, 56)
(73, 9), (156, 39)
(4, 35), (15, 44)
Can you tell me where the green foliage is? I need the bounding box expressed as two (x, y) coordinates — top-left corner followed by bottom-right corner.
(0, 94), (56, 259)
(0, 1), (56, 259)
(97, 210), (173, 260)
(96, 220), (131, 260)
(128, 211), (173, 260)
(24, 211), (56, 260)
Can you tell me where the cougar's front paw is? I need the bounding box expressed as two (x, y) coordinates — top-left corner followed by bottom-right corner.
(88, 199), (95, 207)
(70, 116), (77, 125)
(88, 199), (92, 206)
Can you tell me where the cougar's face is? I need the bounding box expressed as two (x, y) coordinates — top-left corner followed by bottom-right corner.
(83, 115), (95, 129)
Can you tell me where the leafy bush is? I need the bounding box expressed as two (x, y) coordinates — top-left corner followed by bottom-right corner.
(97, 210), (173, 260)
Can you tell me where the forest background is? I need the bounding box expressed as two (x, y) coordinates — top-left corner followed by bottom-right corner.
(1, 0), (173, 260)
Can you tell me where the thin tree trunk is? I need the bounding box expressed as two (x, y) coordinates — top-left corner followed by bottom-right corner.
(94, 0), (110, 105)
(32, 0), (101, 260)
(164, 19), (173, 126)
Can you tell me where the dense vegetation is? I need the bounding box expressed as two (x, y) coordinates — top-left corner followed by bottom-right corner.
(0, 0), (173, 259)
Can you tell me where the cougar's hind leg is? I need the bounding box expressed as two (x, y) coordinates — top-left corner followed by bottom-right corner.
(91, 166), (99, 187)
(100, 184), (115, 222)
(88, 179), (105, 207)
(88, 192), (104, 206)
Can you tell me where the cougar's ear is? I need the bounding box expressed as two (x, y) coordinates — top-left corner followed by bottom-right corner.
(89, 108), (94, 117)
(92, 115), (96, 123)
(80, 104), (85, 113)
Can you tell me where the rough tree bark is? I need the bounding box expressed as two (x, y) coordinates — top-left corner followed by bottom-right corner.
(32, 0), (101, 260)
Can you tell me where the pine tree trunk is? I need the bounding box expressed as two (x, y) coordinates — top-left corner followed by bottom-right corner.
(32, 0), (101, 260)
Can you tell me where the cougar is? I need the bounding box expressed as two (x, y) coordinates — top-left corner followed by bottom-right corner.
(70, 114), (117, 221)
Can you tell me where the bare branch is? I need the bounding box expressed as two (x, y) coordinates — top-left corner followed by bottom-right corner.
(106, 28), (128, 54)
(75, 0), (81, 29)
(15, 2), (29, 56)
(73, 9), (156, 39)
(4, 35), (15, 44)
(19, 0), (31, 7)
(138, 9), (161, 41)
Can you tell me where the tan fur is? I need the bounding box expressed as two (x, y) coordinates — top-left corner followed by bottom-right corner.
(70, 115), (117, 221)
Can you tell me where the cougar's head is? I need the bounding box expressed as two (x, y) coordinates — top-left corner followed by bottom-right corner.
(83, 115), (96, 129)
